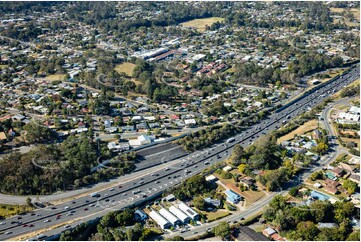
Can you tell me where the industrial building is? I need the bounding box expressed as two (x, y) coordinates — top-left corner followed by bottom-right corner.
(178, 202), (199, 221)
(159, 208), (181, 226)
(169, 205), (191, 224)
(148, 210), (171, 229)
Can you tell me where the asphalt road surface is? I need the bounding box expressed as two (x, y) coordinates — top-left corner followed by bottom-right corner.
(0, 64), (359, 240)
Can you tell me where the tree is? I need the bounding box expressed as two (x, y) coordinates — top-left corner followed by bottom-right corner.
(289, 187), (299, 197)
(346, 230), (360, 241)
(213, 222), (230, 239)
(193, 196), (206, 211)
(26, 197), (32, 207)
(342, 180), (358, 195)
(296, 221), (319, 240)
(238, 164), (246, 174)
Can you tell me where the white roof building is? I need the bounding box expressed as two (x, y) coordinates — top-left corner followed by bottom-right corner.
(178, 202), (199, 220)
(149, 210), (171, 229)
(339, 112), (360, 122)
(159, 208), (181, 226)
(169, 205), (190, 223)
(349, 106), (360, 115)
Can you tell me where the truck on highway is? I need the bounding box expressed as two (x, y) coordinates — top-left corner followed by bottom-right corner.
(90, 192), (100, 198)
(226, 137), (235, 143)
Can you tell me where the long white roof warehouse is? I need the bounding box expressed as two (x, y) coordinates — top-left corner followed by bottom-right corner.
(178, 202), (199, 220)
(149, 210), (171, 229)
(159, 208), (181, 226)
(169, 205), (190, 223)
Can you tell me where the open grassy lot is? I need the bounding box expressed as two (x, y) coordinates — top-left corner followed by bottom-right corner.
(181, 17), (224, 32)
(277, 119), (319, 143)
(114, 62), (136, 77)
(203, 209), (230, 222)
(239, 190), (266, 205)
(45, 74), (66, 81)
(330, 7), (360, 27)
(0, 64), (8, 69)
(0, 204), (33, 218)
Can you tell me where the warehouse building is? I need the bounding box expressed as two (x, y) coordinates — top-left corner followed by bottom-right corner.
(159, 208), (181, 226)
(169, 205), (191, 224)
(149, 210), (171, 229)
(178, 202), (199, 221)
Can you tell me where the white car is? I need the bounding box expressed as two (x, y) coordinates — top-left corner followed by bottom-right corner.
(0, 222), (6, 225)
(44, 219), (50, 223)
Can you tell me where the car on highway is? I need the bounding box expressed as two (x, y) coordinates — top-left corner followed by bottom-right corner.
(109, 188), (115, 191)
(64, 225), (71, 229)
(43, 219), (50, 223)
(0, 222), (5, 225)
(4, 231), (12, 235)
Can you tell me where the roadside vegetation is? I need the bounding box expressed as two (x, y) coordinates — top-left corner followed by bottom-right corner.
(262, 195), (359, 241)
(0, 132), (136, 195)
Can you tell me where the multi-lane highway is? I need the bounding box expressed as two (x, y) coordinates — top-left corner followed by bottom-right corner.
(0, 64), (359, 240)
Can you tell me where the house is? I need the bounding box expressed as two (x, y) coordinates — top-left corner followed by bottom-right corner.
(165, 194), (176, 202)
(223, 165), (233, 172)
(262, 227), (277, 237)
(12, 114), (25, 121)
(0, 132), (7, 143)
(136, 122), (148, 131)
(205, 175), (218, 183)
(313, 182), (322, 189)
(324, 179), (340, 189)
(159, 208), (181, 226)
(338, 162), (354, 173)
(270, 233), (286, 241)
(134, 209), (148, 221)
(240, 177), (256, 188)
(233, 226), (269, 241)
(121, 125), (135, 132)
(313, 130), (322, 140)
(225, 189), (242, 204)
(184, 119), (197, 127)
(349, 174), (360, 184)
(323, 186), (339, 195)
(317, 223), (338, 229)
(104, 120), (112, 128)
(204, 198), (221, 208)
(331, 167), (345, 177)
(105, 127), (118, 134)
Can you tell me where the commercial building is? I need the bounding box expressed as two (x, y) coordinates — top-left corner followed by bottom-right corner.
(148, 210), (171, 229)
(169, 205), (190, 224)
(178, 202), (199, 221)
(159, 208), (181, 226)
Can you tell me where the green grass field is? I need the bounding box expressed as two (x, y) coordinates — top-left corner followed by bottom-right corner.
(181, 17), (225, 32)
